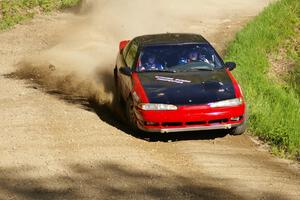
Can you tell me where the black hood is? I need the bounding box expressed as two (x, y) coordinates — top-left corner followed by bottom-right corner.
(138, 69), (235, 105)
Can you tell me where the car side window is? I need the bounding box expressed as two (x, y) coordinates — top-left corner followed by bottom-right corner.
(125, 42), (138, 68)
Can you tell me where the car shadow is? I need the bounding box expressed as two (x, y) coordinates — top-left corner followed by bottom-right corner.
(4, 72), (229, 142)
(37, 86), (229, 142)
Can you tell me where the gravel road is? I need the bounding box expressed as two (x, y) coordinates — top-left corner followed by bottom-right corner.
(0, 1), (299, 199)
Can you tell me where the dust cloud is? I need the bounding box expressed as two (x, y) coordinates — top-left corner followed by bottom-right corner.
(15, 0), (244, 105)
(16, 0), (178, 105)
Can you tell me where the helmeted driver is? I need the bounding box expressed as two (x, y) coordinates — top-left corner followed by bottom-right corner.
(188, 51), (199, 62)
(140, 54), (164, 71)
(179, 48), (210, 64)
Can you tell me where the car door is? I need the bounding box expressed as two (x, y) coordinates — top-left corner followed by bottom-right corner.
(118, 41), (138, 100)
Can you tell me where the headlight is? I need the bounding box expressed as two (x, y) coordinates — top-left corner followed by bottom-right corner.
(138, 103), (178, 110)
(208, 98), (242, 108)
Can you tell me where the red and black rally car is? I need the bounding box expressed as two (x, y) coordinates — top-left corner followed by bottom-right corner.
(114, 33), (246, 135)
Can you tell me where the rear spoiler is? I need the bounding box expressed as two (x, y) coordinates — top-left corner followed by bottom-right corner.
(119, 40), (130, 51)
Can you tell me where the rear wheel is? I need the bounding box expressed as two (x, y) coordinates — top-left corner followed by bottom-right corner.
(113, 67), (124, 106)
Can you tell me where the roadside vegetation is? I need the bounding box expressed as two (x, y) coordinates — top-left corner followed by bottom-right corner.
(0, 0), (80, 30)
(286, 34), (300, 97)
(225, 0), (300, 159)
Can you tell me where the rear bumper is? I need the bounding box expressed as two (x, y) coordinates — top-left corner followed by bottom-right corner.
(134, 103), (246, 133)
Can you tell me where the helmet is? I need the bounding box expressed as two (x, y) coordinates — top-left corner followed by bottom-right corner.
(188, 49), (199, 61)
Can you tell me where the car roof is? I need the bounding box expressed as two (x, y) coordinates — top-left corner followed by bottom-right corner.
(133, 33), (208, 46)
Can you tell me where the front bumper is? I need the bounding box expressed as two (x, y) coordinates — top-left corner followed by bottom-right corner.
(134, 103), (246, 133)
(138, 123), (241, 133)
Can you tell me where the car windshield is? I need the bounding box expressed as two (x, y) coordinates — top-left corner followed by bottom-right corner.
(136, 43), (223, 72)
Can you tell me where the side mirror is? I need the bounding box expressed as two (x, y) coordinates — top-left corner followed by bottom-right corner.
(225, 62), (236, 71)
(119, 67), (132, 76)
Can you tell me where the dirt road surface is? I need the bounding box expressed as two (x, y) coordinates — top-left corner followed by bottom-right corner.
(0, 0), (299, 199)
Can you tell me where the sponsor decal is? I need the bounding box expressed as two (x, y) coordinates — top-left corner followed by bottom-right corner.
(155, 76), (191, 84)
(157, 93), (165, 97)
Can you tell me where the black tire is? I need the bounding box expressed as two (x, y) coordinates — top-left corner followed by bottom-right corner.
(126, 97), (139, 132)
(113, 67), (122, 104)
(113, 85), (121, 105)
(229, 121), (247, 135)
(229, 113), (247, 135)
(113, 67), (118, 91)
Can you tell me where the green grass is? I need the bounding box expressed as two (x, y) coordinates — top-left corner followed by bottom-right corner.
(225, 0), (300, 159)
(288, 66), (300, 97)
(286, 32), (300, 97)
(0, 0), (80, 30)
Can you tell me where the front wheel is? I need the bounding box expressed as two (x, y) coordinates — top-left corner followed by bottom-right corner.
(126, 97), (139, 132)
(229, 121), (247, 135)
(229, 113), (247, 135)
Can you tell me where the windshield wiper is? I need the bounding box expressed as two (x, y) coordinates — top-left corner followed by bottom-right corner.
(190, 66), (214, 71)
(170, 61), (214, 71)
(141, 69), (176, 73)
(157, 69), (176, 73)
